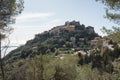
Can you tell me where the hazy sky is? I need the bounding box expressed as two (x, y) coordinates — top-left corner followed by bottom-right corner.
(2, 0), (118, 47)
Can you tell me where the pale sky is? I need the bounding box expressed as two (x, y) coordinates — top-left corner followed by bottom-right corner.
(1, 0), (119, 56)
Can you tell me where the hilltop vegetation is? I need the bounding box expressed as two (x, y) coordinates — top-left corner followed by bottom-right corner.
(2, 21), (120, 80)
(3, 49), (120, 80)
(4, 21), (99, 62)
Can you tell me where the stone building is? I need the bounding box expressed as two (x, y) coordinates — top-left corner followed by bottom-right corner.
(86, 26), (94, 33)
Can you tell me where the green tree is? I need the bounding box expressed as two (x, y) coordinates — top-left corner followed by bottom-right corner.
(0, 0), (24, 80)
(96, 0), (120, 43)
(0, 0), (24, 39)
(101, 26), (120, 43)
(96, 0), (120, 24)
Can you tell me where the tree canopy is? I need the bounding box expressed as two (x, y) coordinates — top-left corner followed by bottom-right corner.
(101, 26), (120, 43)
(0, 0), (24, 80)
(96, 0), (120, 24)
(96, 0), (120, 43)
(0, 0), (24, 40)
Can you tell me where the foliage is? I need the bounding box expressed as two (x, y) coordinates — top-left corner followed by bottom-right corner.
(96, 0), (120, 24)
(101, 26), (120, 43)
(3, 20), (120, 80)
(0, 0), (24, 40)
(5, 54), (78, 80)
(4, 21), (100, 62)
(3, 48), (120, 80)
(78, 46), (120, 74)
(0, 0), (24, 80)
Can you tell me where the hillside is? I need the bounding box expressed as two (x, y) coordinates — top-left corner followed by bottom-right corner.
(2, 21), (120, 80)
(4, 20), (100, 62)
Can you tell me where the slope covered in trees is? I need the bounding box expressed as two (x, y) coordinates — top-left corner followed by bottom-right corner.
(4, 21), (99, 62)
(2, 21), (120, 80)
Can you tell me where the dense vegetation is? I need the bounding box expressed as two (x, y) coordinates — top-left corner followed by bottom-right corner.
(0, 0), (24, 80)
(0, 0), (120, 80)
(96, 0), (120, 24)
(4, 21), (99, 62)
(1, 21), (120, 80)
(0, 0), (24, 39)
(2, 47), (120, 80)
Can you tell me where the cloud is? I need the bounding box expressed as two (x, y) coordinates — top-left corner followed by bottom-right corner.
(15, 19), (62, 30)
(7, 19), (62, 47)
(40, 19), (62, 27)
(16, 12), (55, 22)
(2, 19), (62, 56)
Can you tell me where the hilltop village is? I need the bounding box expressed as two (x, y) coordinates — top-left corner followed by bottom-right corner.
(3, 21), (120, 80)
(5, 21), (116, 61)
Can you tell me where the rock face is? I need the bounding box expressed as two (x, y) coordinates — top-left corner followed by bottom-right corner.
(4, 20), (100, 62)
